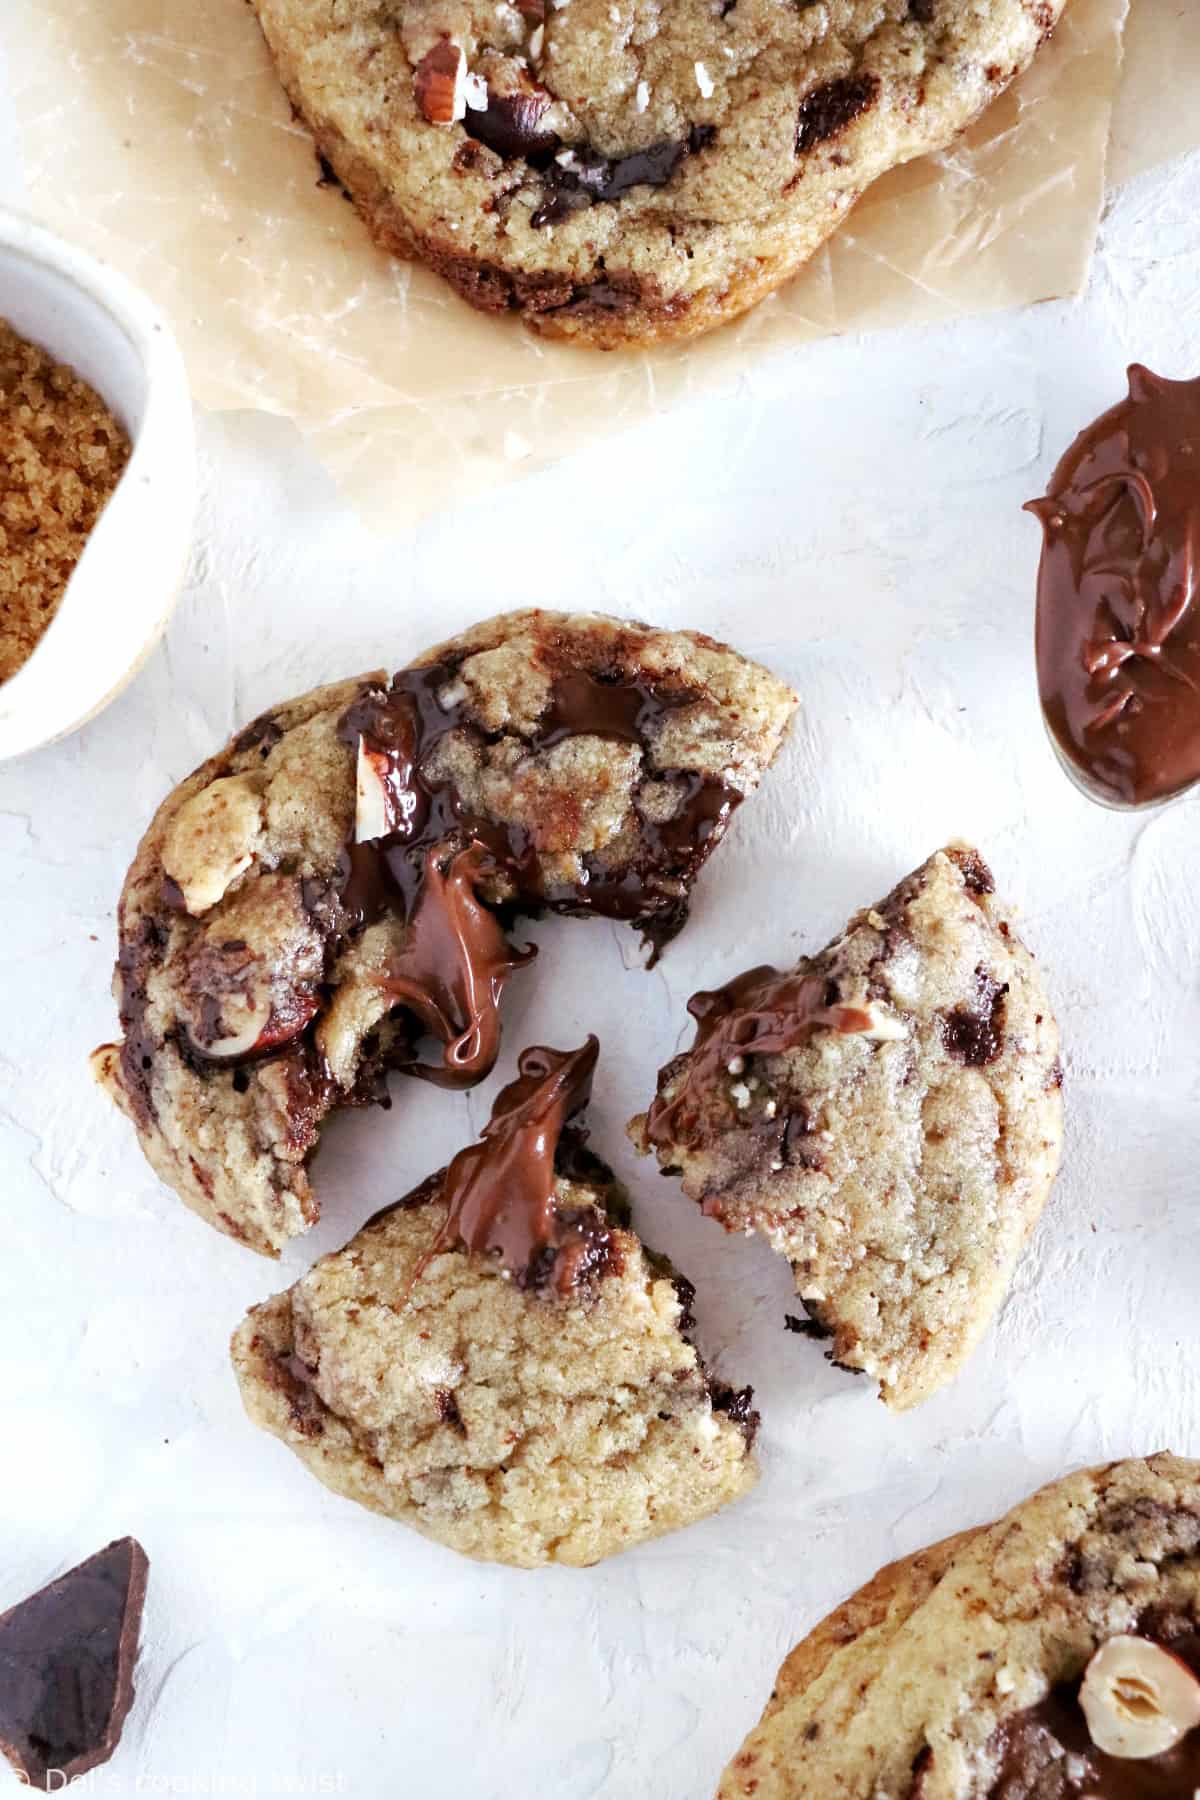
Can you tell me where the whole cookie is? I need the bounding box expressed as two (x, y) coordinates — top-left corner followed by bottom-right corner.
(231, 1038), (759, 1567)
(631, 844), (1063, 1408)
(719, 1453), (1200, 1798)
(92, 609), (795, 1256)
(248, 0), (1067, 348)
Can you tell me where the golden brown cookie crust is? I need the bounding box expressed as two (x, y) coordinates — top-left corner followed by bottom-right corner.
(248, 0), (1069, 349)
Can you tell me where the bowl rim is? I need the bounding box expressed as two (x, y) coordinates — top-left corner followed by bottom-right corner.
(0, 206), (196, 760)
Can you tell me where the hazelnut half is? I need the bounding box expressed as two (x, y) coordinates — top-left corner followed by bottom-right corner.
(199, 993), (274, 1062)
(1079, 1635), (1200, 1759)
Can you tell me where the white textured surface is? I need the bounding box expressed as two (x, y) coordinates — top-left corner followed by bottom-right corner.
(2, 114), (1200, 1800)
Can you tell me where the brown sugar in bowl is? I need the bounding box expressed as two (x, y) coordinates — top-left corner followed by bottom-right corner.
(0, 208), (195, 760)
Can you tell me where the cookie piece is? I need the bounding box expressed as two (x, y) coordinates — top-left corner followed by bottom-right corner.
(631, 845), (1063, 1409)
(92, 609), (795, 1256)
(718, 1453), (1200, 1799)
(231, 1037), (758, 1567)
(248, 0), (1067, 349)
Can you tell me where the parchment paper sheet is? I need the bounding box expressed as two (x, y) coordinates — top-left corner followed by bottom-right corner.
(1109, 0), (1200, 185)
(2, 0), (1151, 526)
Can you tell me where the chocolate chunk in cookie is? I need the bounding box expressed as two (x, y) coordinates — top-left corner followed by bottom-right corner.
(231, 1038), (758, 1566)
(631, 844), (1063, 1409)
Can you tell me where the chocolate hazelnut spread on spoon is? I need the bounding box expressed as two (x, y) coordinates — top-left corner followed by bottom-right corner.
(1028, 367), (1200, 808)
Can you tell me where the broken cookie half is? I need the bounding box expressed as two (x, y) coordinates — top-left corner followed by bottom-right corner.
(232, 1036), (758, 1567)
(631, 845), (1063, 1410)
(92, 609), (796, 1255)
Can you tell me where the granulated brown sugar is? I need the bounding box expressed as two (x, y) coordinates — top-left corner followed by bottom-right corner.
(0, 320), (130, 683)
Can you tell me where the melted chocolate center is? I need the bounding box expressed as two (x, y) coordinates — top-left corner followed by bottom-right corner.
(987, 1630), (1200, 1799)
(644, 964), (874, 1152)
(334, 656), (739, 1083)
(422, 1036), (617, 1292)
(1028, 365), (1200, 807)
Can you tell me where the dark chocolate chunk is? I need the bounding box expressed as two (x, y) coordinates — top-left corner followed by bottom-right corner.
(532, 129), (714, 228)
(0, 1539), (149, 1792)
(941, 967), (1008, 1068)
(466, 87), (557, 162)
(795, 74), (879, 154)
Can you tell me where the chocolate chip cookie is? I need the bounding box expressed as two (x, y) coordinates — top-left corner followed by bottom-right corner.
(231, 1037), (758, 1567)
(248, 0), (1068, 348)
(631, 845), (1063, 1409)
(92, 609), (796, 1256)
(719, 1453), (1200, 1799)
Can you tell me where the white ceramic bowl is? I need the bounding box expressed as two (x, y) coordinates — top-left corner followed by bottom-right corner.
(0, 209), (195, 760)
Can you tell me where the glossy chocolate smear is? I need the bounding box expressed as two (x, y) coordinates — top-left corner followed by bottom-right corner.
(337, 663), (537, 1088)
(422, 1036), (618, 1292)
(645, 965), (876, 1153)
(1029, 366), (1200, 806)
(987, 1629), (1200, 1799)
(0, 1538), (149, 1791)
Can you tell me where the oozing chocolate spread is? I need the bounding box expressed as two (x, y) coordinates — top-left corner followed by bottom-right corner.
(1029, 366), (1200, 807)
(644, 964), (875, 1151)
(0, 1538), (149, 1791)
(987, 1630), (1200, 1799)
(421, 1036), (618, 1292)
